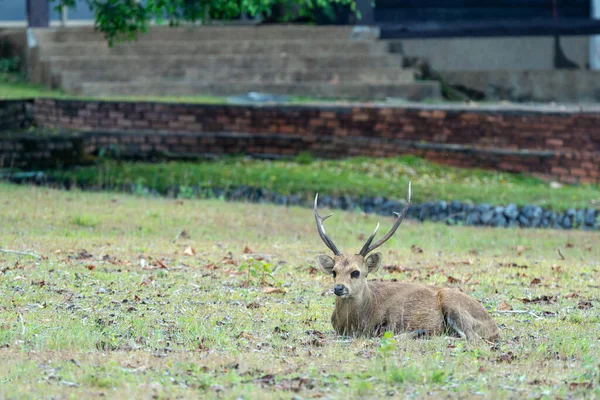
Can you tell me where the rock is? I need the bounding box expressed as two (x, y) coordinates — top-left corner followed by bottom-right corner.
(504, 203), (519, 220)
(507, 219), (520, 228)
(419, 202), (433, 221)
(465, 212), (480, 225)
(494, 206), (505, 216)
(480, 210), (494, 224)
(372, 196), (385, 207)
(381, 199), (403, 214)
(475, 203), (491, 213)
(288, 194), (302, 206)
(449, 200), (463, 214)
(404, 204), (418, 219)
(584, 208), (597, 227)
(574, 209), (585, 228)
(319, 194), (333, 207)
(518, 215), (530, 226)
(275, 195), (288, 205)
(339, 195), (353, 210)
(562, 214), (572, 229)
(492, 214), (508, 228)
(330, 197), (341, 209)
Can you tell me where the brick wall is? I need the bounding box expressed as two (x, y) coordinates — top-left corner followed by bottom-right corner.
(2, 98), (600, 183)
(0, 100), (32, 131)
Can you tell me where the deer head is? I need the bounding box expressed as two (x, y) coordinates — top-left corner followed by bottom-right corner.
(314, 183), (412, 299)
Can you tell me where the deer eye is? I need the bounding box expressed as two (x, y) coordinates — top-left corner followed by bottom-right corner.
(332, 271), (337, 278)
(351, 270), (360, 279)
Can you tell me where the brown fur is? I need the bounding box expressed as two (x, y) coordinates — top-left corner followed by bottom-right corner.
(317, 253), (499, 341)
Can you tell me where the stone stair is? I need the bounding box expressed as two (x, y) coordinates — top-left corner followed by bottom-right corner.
(29, 25), (441, 101)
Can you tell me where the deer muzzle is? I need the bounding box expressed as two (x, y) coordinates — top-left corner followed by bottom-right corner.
(334, 284), (348, 297)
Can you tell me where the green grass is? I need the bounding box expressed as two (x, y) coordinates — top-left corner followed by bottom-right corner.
(46, 156), (600, 211)
(0, 79), (345, 104)
(0, 80), (64, 99)
(0, 183), (598, 399)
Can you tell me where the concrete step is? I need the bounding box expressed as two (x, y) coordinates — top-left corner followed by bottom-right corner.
(48, 54), (403, 72)
(34, 25), (364, 43)
(57, 67), (416, 88)
(39, 39), (389, 58)
(77, 80), (441, 101)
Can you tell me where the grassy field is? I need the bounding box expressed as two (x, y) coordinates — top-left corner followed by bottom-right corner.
(0, 183), (598, 399)
(48, 156), (600, 211)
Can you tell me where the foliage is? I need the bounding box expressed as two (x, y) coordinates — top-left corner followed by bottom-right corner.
(0, 57), (25, 83)
(50, 0), (357, 46)
(45, 156), (600, 211)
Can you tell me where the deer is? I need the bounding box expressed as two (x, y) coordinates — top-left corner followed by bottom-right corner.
(314, 183), (499, 341)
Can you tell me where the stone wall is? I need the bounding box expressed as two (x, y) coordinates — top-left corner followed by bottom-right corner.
(28, 98), (600, 184)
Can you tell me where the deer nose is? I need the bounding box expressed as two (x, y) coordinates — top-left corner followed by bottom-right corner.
(334, 285), (347, 296)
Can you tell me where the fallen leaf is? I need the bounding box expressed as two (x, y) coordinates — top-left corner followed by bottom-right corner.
(246, 302), (261, 309)
(514, 245), (531, 255)
(569, 382), (592, 390)
(222, 252), (236, 265)
(74, 250), (93, 260)
(530, 278), (542, 286)
(85, 265), (95, 271)
(184, 246), (196, 256)
(54, 250), (62, 254)
(499, 262), (528, 269)
(411, 270), (421, 281)
(551, 265), (563, 273)
(495, 352), (516, 363)
(565, 242), (574, 248)
(156, 259), (168, 269)
(447, 276), (461, 284)
(520, 295), (556, 304)
(255, 374), (275, 385)
(236, 332), (255, 340)
(243, 245), (254, 254)
(263, 287), (286, 294)
(498, 301), (513, 311)
(411, 245), (423, 254)
(564, 292), (579, 299)
(577, 300), (593, 310)
(383, 264), (406, 273)
(307, 266), (317, 275)
(303, 330), (325, 347)
(204, 262), (218, 270)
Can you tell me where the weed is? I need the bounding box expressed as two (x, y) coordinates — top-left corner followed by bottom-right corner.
(238, 257), (276, 286)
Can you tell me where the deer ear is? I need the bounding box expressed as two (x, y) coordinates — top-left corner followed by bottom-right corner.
(316, 255), (335, 275)
(365, 252), (382, 275)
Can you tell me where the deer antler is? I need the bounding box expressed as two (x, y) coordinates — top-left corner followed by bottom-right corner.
(358, 182), (412, 257)
(314, 193), (342, 255)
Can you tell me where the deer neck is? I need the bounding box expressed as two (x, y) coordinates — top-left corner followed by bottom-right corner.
(334, 282), (376, 328)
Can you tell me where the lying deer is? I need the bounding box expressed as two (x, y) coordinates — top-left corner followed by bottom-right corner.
(314, 183), (499, 341)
